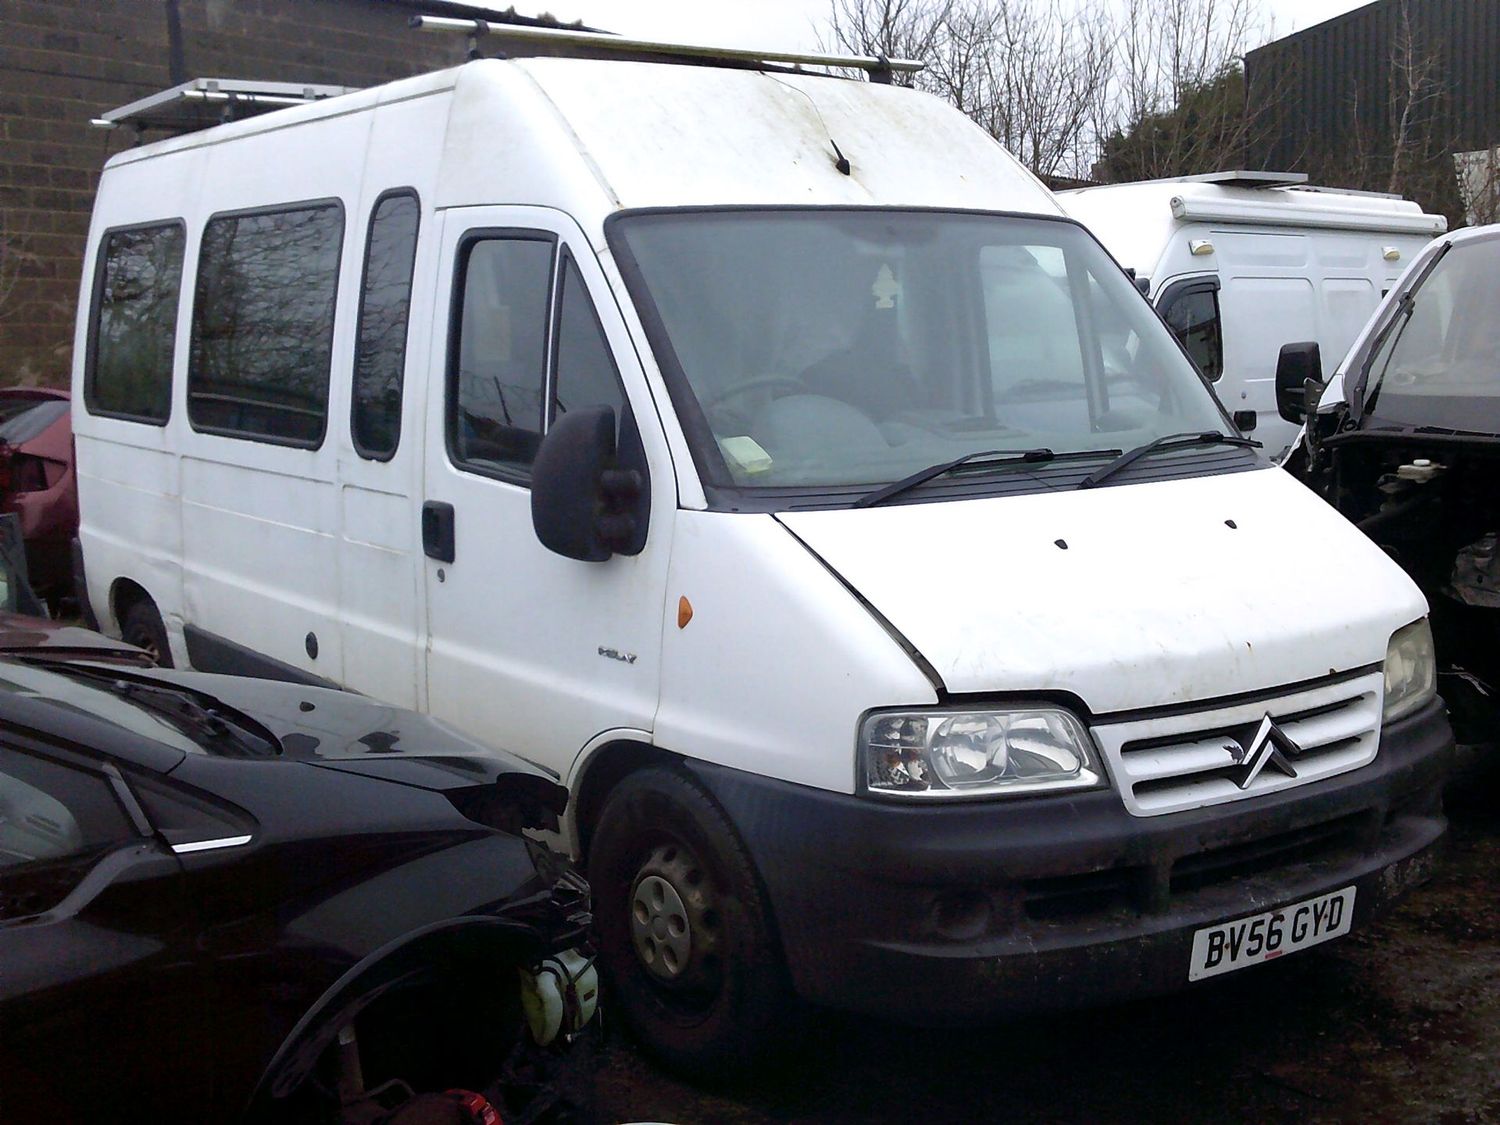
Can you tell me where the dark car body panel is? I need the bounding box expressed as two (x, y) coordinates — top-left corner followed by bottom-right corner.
(0, 656), (581, 1122)
(0, 610), (151, 663)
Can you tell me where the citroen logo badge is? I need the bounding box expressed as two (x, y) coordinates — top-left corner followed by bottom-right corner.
(1222, 715), (1300, 789)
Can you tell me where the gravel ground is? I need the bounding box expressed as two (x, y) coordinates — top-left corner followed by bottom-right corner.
(592, 758), (1500, 1124)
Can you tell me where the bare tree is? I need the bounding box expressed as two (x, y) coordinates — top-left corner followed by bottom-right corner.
(1385, 2), (1444, 195)
(1295, 0), (1464, 225)
(826, 0), (1277, 183)
(1456, 146), (1500, 226)
(1101, 0), (1272, 181)
(825, 0), (953, 75)
(826, 0), (1114, 181)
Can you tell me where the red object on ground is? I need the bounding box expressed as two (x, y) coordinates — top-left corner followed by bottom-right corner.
(444, 1090), (504, 1124)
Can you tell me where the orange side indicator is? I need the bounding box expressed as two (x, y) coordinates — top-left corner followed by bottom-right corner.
(677, 596), (694, 629)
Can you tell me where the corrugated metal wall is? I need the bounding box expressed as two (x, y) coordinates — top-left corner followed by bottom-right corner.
(1247, 0), (1500, 169)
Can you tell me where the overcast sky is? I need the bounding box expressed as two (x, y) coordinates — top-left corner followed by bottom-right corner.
(547, 0), (1374, 52)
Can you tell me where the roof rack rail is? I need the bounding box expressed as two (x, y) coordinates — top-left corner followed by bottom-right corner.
(91, 78), (359, 134)
(409, 15), (924, 82)
(1291, 183), (1404, 201)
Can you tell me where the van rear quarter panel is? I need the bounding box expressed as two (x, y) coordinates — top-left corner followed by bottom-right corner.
(75, 95), (414, 679)
(74, 149), (205, 644)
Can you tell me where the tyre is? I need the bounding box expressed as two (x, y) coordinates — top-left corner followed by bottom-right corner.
(121, 598), (172, 666)
(588, 765), (792, 1073)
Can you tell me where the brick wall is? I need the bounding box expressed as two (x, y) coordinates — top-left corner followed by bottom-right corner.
(0, 0), (475, 387)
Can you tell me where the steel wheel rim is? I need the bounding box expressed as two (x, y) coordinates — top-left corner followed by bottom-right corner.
(628, 842), (720, 992)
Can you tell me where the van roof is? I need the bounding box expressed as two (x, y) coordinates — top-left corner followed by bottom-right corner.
(101, 57), (1059, 222)
(1060, 178), (1447, 275)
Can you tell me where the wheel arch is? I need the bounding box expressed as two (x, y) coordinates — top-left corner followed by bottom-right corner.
(244, 917), (543, 1120)
(107, 575), (156, 634)
(569, 738), (680, 863)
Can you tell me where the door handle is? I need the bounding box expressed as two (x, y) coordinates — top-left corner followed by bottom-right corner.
(422, 500), (456, 563)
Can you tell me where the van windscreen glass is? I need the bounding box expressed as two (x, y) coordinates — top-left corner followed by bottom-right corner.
(87, 222), (185, 424)
(189, 202), (343, 447)
(610, 210), (1230, 495)
(1362, 236), (1500, 432)
(352, 191), (420, 460)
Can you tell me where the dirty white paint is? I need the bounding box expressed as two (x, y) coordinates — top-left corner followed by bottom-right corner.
(74, 54), (1429, 813)
(777, 466), (1426, 711)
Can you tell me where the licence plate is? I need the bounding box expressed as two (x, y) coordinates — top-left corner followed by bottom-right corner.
(1188, 886), (1356, 981)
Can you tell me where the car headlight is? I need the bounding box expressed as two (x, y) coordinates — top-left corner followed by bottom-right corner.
(861, 707), (1103, 798)
(1383, 618), (1437, 722)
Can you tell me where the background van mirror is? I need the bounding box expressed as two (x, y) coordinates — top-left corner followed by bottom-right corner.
(1275, 342), (1324, 424)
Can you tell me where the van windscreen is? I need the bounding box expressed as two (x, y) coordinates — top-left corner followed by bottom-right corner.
(610, 209), (1230, 496)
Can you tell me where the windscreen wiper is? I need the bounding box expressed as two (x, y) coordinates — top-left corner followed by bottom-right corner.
(1076, 431), (1260, 490)
(36, 663), (280, 758)
(855, 447), (1120, 508)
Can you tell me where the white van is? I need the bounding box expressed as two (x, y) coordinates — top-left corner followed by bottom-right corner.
(1060, 172), (1446, 453)
(73, 26), (1451, 1070)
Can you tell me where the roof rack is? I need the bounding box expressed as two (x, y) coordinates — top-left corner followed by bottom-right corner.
(1170, 170), (1308, 187)
(409, 15), (924, 82)
(91, 77), (359, 134)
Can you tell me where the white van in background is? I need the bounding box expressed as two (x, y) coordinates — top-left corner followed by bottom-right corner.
(72, 24), (1452, 1073)
(1060, 172), (1446, 452)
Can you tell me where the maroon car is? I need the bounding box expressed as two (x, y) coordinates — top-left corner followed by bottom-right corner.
(0, 388), (77, 606)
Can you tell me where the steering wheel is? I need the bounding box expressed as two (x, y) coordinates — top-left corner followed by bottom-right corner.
(701, 375), (809, 410)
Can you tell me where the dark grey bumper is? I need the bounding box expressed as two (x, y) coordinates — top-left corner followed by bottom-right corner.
(688, 698), (1453, 1022)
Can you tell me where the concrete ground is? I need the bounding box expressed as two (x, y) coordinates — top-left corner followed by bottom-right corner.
(592, 758), (1500, 1124)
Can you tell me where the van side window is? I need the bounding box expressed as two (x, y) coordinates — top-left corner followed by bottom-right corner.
(1160, 284), (1224, 381)
(449, 235), (555, 480)
(189, 201), (344, 447)
(552, 254), (625, 425)
(352, 191), (420, 460)
(87, 222), (185, 424)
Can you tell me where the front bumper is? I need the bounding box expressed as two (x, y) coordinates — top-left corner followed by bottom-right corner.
(687, 698), (1452, 1022)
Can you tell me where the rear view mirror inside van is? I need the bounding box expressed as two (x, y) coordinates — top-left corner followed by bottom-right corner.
(531, 406), (646, 562)
(1275, 341), (1324, 424)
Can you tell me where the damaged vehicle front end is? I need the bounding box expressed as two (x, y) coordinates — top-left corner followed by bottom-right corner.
(1286, 224), (1500, 746)
(0, 657), (598, 1124)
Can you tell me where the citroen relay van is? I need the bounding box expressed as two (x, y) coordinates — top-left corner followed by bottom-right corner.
(73, 23), (1451, 1070)
(1061, 173), (1445, 454)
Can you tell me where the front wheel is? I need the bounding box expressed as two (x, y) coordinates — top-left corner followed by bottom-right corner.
(121, 598), (172, 666)
(589, 766), (792, 1073)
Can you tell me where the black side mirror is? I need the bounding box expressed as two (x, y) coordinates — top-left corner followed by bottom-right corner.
(1232, 409), (1257, 433)
(1125, 268), (1151, 297)
(531, 406), (647, 562)
(1275, 341), (1324, 424)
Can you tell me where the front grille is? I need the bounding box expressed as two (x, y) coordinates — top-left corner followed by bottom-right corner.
(1092, 670), (1384, 817)
(1019, 809), (1379, 923)
(1168, 811), (1373, 895)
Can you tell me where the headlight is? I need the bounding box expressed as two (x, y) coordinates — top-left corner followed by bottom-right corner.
(1383, 618), (1437, 722)
(861, 707), (1103, 798)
